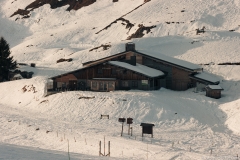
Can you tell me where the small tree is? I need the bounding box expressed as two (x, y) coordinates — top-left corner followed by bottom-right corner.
(0, 37), (17, 81)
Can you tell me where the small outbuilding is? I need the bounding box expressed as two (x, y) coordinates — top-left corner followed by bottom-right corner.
(205, 85), (223, 99)
(140, 123), (154, 138)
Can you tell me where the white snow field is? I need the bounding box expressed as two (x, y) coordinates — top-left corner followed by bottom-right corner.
(1, 0), (240, 159)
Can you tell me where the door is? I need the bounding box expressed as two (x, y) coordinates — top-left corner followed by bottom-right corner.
(99, 82), (104, 91)
(69, 80), (77, 90)
(99, 82), (108, 91)
(78, 81), (86, 91)
(104, 83), (107, 91)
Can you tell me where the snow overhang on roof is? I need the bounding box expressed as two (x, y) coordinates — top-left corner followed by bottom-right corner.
(206, 85), (223, 90)
(93, 78), (117, 80)
(108, 61), (165, 78)
(135, 50), (202, 71)
(140, 123), (155, 127)
(13, 74), (23, 78)
(190, 72), (220, 84)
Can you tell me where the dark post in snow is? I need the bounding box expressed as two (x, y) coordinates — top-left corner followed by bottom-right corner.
(104, 136), (105, 156)
(99, 141), (101, 156)
(118, 118), (126, 136)
(108, 141), (110, 157)
(127, 117), (133, 135)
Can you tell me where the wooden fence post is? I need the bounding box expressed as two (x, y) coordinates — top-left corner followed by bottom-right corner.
(108, 141), (110, 157)
(104, 136), (105, 156)
(99, 141), (101, 156)
(121, 122), (124, 136)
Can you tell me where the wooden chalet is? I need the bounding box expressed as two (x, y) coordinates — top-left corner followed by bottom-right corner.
(48, 42), (222, 94)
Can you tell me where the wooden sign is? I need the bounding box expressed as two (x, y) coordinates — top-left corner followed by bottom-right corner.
(118, 118), (126, 123)
(140, 123), (155, 138)
(127, 118), (133, 124)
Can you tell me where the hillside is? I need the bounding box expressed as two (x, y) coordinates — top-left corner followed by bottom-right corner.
(1, 0), (240, 159)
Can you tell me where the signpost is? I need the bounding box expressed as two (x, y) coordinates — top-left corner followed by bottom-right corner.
(127, 118), (133, 135)
(118, 118), (126, 136)
(140, 123), (155, 138)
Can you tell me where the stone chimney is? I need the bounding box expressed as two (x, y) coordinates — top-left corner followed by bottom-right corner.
(125, 42), (135, 51)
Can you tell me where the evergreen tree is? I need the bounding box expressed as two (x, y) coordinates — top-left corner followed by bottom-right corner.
(0, 37), (17, 81)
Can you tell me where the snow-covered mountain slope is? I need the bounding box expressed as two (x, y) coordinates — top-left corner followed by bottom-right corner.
(1, 0), (240, 159)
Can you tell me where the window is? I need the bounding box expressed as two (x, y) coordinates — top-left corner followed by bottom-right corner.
(97, 68), (103, 74)
(111, 69), (116, 75)
(122, 81), (128, 87)
(141, 80), (148, 86)
(109, 82), (115, 88)
(92, 81), (97, 88)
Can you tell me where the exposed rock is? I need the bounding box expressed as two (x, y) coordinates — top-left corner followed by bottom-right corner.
(127, 24), (156, 40)
(96, 18), (134, 34)
(56, 58), (73, 63)
(11, 9), (30, 17)
(89, 44), (111, 52)
(218, 62), (240, 65)
(40, 100), (49, 104)
(79, 96), (95, 99)
(11, 0), (97, 17)
(165, 21), (185, 24)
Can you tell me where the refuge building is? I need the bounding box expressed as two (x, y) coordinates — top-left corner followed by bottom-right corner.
(48, 43), (220, 94)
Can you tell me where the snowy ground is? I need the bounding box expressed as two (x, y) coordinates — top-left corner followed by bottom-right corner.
(1, 0), (240, 159)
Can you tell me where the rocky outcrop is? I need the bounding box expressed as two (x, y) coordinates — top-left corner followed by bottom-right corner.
(96, 18), (134, 34)
(89, 44), (111, 51)
(127, 24), (156, 40)
(11, 0), (97, 17)
(56, 58), (73, 63)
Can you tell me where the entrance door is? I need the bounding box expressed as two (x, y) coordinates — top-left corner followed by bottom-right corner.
(104, 83), (107, 91)
(69, 80), (77, 90)
(78, 81), (86, 91)
(99, 82), (104, 91)
(99, 82), (108, 91)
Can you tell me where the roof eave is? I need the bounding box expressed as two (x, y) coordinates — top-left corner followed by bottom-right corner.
(189, 76), (220, 85)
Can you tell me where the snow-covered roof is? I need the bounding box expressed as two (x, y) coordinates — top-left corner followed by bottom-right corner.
(192, 72), (220, 84)
(206, 85), (223, 90)
(136, 50), (202, 71)
(108, 61), (164, 78)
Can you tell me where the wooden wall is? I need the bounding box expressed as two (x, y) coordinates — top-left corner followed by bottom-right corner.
(126, 52), (142, 64)
(52, 63), (150, 91)
(206, 90), (221, 99)
(55, 74), (77, 82)
(172, 67), (192, 90)
(141, 55), (193, 90)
